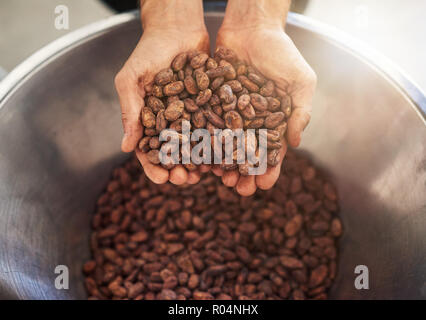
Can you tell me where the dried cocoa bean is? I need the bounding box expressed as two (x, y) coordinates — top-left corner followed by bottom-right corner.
(164, 100), (184, 121)
(195, 70), (210, 91)
(163, 81), (185, 96)
(141, 107), (156, 128)
(184, 76), (199, 95)
(264, 112), (285, 129)
(172, 53), (187, 71)
(190, 53), (209, 69)
(155, 68), (174, 86)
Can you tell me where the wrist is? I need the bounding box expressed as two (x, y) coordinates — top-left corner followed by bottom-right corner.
(141, 0), (206, 33)
(221, 0), (291, 31)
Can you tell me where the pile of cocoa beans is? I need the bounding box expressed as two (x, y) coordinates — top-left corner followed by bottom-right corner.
(138, 47), (292, 174)
(83, 150), (342, 300)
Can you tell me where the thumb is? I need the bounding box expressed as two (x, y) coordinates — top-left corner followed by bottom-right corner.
(283, 69), (316, 148)
(114, 71), (145, 152)
(287, 106), (311, 147)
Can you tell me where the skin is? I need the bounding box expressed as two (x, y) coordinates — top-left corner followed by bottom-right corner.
(115, 0), (209, 185)
(115, 0), (316, 196)
(213, 0), (317, 196)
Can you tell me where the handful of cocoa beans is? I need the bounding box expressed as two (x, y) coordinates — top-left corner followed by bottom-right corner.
(138, 47), (292, 175)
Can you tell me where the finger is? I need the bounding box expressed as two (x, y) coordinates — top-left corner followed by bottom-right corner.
(256, 144), (287, 190)
(169, 165), (188, 185)
(236, 175), (257, 197)
(115, 71), (144, 153)
(287, 107), (311, 147)
(187, 170), (201, 184)
(211, 165), (224, 177)
(136, 150), (169, 184)
(199, 164), (211, 173)
(222, 170), (239, 187)
(281, 69), (316, 148)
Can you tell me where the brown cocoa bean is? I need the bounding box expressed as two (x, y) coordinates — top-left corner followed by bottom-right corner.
(203, 108), (225, 129)
(149, 136), (161, 149)
(195, 70), (210, 91)
(164, 100), (184, 121)
(147, 96), (165, 114)
(264, 112), (285, 129)
(219, 60), (237, 80)
(240, 104), (256, 120)
(266, 97), (281, 112)
(190, 53), (209, 69)
(156, 110), (167, 133)
(224, 111), (244, 130)
(248, 73), (266, 86)
(183, 98), (199, 112)
(214, 47), (237, 63)
(164, 81), (185, 96)
(209, 94), (220, 106)
(192, 110), (207, 128)
(280, 256), (304, 269)
(206, 58), (218, 70)
(206, 66), (230, 79)
(245, 118), (264, 129)
(152, 85), (163, 98)
(195, 89), (212, 106)
(155, 68), (174, 86)
(260, 81), (275, 97)
(172, 53), (187, 71)
(237, 94), (251, 111)
(250, 93), (268, 111)
(138, 136), (151, 152)
(222, 95), (237, 112)
(141, 107), (156, 128)
(210, 76), (225, 91)
(184, 75), (199, 95)
(218, 84), (234, 104)
(225, 80), (243, 92)
(147, 150), (160, 165)
(238, 75), (259, 92)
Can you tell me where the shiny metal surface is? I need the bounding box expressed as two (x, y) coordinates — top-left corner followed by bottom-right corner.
(0, 12), (425, 300)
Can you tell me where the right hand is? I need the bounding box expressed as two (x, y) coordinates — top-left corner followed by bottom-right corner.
(114, 26), (210, 185)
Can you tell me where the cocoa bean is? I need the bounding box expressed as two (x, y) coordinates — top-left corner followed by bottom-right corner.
(155, 68), (174, 86)
(264, 112), (285, 129)
(164, 81), (185, 96)
(218, 84), (234, 104)
(195, 70), (210, 91)
(164, 100), (184, 121)
(172, 53), (187, 71)
(224, 111), (244, 130)
(184, 76), (199, 95)
(141, 107), (156, 128)
(190, 53), (209, 69)
(195, 89), (212, 106)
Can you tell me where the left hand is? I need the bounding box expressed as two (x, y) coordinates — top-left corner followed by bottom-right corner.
(214, 22), (317, 196)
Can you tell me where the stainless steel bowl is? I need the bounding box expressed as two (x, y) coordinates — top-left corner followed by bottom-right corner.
(0, 12), (425, 300)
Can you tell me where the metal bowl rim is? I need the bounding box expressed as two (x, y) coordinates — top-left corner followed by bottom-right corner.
(0, 11), (425, 122)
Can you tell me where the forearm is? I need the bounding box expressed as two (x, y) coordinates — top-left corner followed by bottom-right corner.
(141, 0), (205, 31)
(222, 0), (291, 29)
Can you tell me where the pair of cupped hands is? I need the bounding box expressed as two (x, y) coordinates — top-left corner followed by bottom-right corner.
(114, 16), (316, 197)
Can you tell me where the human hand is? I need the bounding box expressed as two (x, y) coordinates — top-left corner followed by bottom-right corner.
(114, 0), (210, 185)
(214, 0), (317, 196)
